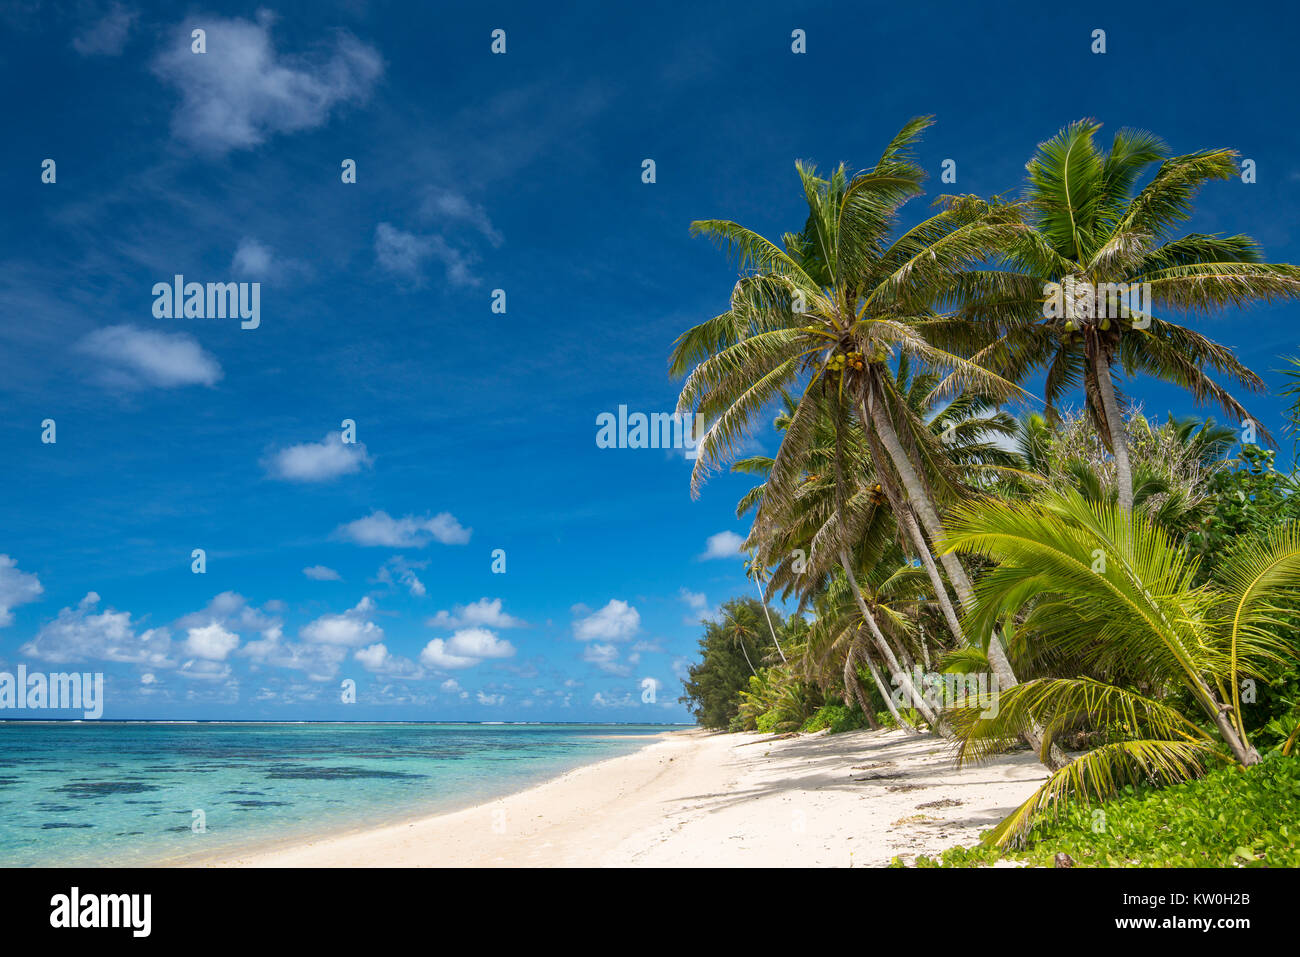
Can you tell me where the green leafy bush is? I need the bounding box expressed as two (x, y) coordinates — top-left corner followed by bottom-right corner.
(900, 754), (1300, 868)
(801, 702), (872, 734)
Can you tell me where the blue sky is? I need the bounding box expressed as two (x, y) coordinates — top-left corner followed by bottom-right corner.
(1, 0), (1297, 721)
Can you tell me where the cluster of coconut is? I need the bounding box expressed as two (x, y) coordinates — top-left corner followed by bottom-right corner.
(826, 350), (867, 372)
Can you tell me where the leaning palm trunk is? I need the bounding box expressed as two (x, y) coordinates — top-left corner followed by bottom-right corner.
(858, 411), (969, 649)
(736, 639), (757, 676)
(838, 546), (941, 728)
(753, 579), (788, 664)
(1091, 349), (1135, 511)
(860, 382), (1069, 769)
(858, 641), (918, 732)
(843, 638), (884, 731)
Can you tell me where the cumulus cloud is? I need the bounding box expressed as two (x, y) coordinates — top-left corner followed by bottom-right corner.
(419, 628), (515, 670)
(20, 592), (172, 666)
(241, 628), (347, 682)
(151, 12), (383, 154)
(77, 325), (222, 389)
(427, 598), (525, 630)
(183, 622), (240, 661)
(374, 223), (478, 287)
(178, 658), (232, 681)
(266, 432), (371, 482)
(573, 599), (640, 642)
(71, 2), (137, 56)
(0, 555), (43, 627)
(300, 596), (383, 647)
(476, 691), (505, 706)
(335, 511), (471, 547)
(701, 530), (745, 560)
(175, 591), (280, 638)
(354, 642), (422, 677)
(581, 642), (629, 676)
(303, 565), (342, 581)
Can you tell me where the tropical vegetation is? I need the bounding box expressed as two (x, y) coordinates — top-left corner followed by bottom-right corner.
(673, 117), (1300, 856)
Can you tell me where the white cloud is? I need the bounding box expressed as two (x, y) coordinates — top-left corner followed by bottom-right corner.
(376, 557), (427, 597)
(573, 599), (640, 642)
(420, 190), (502, 246)
(476, 691), (505, 706)
(140, 673), (157, 685)
(427, 598), (525, 630)
(71, 2), (137, 56)
(419, 627), (515, 670)
(231, 237), (308, 281)
(581, 642), (629, 676)
(183, 622), (239, 661)
(679, 587), (717, 625)
(77, 325), (222, 389)
(241, 629), (347, 682)
(300, 596), (383, 647)
(266, 433), (371, 482)
(0, 555), (42, 627)
(354, 642), (421, 677)
(679, 588), (708, 612)
(178, 658), (232, 681)
(701, 530), (745, 560)
(20, 592), (172, 666)
(303, 565), (342, 581)
(175, 591), (280, 637)
(440, 678), (461, 693)
(374, 223), (477, 287)
(150, 12), (383, 154)
(335, 511), (471, 547)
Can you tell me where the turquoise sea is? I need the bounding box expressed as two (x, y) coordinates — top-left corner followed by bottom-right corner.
(0, 722), (682, 866)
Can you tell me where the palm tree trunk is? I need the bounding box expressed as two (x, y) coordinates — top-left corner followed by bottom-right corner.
(1092, 348), (1134, 511)
(859, 381), (1069, 769)
(735, 638), (756, 676)
(899, 503), (967, 647)
(838, 546), (941, 728)
(861, 645), (918, 732)
(753, 579), (788, 664)
(858, 416), (970, 649)
(1191, 677), (1262, 766)
(843, 638), (883, 730)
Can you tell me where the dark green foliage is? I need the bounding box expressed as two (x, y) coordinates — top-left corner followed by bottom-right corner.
(678, 598), (779, 729)
(801, 701), (872, 734)
(1187, 445), (1300, 573)
(902, 754), (1300, 868)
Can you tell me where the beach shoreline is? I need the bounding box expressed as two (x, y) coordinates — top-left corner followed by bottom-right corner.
(189, 727), (1050, 867)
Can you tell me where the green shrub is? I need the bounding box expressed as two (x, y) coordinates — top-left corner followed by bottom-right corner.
(801, 702), (872, 734)
(899, 754), (1300, 868)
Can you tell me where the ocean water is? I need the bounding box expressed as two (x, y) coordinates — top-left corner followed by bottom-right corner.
(0, 722), (681, 866)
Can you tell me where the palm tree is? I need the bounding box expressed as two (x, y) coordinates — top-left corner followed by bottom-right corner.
(744, 551), (787, 664)
(670, 120), (1065, 763)
(956, 120), (1300, 510)
(939, 490), (1300, 845)
(717, 600), (768, 676)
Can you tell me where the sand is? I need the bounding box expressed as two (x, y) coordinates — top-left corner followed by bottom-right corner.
(195, 727), (1050, 868)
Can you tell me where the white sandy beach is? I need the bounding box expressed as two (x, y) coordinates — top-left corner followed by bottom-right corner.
(196, 728), (1049, 867)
